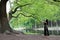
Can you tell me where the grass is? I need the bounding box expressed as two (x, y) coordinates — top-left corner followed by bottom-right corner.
(23, 31), (41, 35)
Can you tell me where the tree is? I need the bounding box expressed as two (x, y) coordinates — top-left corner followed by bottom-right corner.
(0, 0), (35, 33)
(0, 0), (13, 33)
(9, 0), (60, 29)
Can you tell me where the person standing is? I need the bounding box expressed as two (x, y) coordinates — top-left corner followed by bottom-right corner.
(44, 19), (49, 36)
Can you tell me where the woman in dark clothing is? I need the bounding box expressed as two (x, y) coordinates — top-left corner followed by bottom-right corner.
(44, 19), (49, 36)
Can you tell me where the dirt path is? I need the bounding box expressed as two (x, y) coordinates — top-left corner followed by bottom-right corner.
(0, 33), (60, 40)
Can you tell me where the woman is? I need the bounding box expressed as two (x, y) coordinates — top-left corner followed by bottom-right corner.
(44, 19), (49, 36)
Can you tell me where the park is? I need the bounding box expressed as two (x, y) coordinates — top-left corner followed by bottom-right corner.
(0, 0), (60, 40)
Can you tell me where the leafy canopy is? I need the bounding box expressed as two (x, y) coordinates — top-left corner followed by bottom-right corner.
(10, 0), (60, 28)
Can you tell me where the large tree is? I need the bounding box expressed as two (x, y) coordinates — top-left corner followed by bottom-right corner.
(0, 0), (13, 33)
(9, 0), (60, 29)
(0, 0), (34, 33)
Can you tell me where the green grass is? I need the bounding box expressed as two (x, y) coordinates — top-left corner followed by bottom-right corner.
(23, 31), (41, 35)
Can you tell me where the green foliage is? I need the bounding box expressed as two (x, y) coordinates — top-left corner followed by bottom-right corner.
(9, 0), (60, 28)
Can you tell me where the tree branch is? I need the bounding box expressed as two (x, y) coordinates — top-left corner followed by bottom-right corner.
(9, 3), (32, 20)
(12, 13), (36, 19)
(53, 0), (60, 2)
(12, 3), (31, 14)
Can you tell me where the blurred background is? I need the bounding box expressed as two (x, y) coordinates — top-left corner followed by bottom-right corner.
(6, 0), (60, 35)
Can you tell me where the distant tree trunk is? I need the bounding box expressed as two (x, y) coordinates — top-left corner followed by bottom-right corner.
(0, 0), (13, 33)
(51, 20), (53, 34)
(56, 20), (59, 35)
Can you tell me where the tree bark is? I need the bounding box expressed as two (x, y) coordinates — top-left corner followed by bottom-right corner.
(0, 0), (13, 33)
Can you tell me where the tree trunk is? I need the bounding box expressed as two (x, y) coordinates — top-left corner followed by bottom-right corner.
(0, 0), (13, 33)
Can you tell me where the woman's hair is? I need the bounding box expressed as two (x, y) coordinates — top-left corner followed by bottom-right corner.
(46, 19), (48, 25)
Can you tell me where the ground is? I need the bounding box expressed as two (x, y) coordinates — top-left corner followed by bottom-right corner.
(0, 33), (60, 40)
